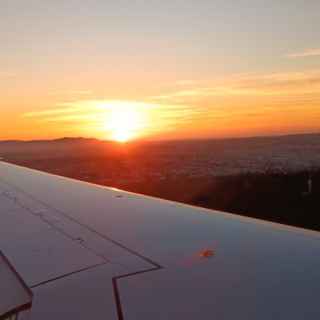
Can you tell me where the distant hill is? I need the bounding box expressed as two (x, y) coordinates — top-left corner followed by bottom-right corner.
(0, 137), (114, 159)
(0, 137), (101, 145)
(1, 132), (319, 146)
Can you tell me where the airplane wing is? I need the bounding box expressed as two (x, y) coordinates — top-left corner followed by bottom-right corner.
(1, 161), (320, 320)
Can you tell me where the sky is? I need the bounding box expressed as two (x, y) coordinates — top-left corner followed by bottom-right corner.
(1, 0), (319, 141)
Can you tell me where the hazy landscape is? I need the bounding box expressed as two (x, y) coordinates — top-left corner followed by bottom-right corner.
(1, 133), (319, 231)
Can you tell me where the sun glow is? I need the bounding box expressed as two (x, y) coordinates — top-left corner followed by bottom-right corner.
(103, 102), (148, 142)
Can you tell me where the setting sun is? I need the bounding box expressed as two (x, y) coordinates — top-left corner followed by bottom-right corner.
(103, 102), (148, 142)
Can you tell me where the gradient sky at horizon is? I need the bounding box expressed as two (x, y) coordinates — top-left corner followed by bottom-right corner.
(1, 0), (319, 141)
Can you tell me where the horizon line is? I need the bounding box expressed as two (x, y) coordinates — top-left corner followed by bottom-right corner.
(1, 131), (319, 144)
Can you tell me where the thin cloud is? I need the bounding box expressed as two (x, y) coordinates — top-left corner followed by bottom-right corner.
(287, 48), (320, 58)
(23, 100), (114, 118)
(150, 71), (320, 102)
(21, 70), (320, 139)
(42, 114), (99, 123)
(22, 100), (198, 132)
(234, 71), (320, 87)
(23, 106), (86, 118)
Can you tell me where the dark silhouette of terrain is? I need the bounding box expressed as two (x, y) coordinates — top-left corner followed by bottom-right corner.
(1, 133), (320, 231)
(191, 171), (320, 231)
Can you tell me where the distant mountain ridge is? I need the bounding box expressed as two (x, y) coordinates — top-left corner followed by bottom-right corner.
(0, 137), (111, 158)
(0, 137), (100, 144)
(1, 132), (319, 145)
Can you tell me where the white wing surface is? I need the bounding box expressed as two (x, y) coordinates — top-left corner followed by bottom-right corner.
(1, 161), (320, 319)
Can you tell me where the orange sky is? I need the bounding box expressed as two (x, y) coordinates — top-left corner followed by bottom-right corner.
(1, 1), (319, 141)
(1, 71), (320, 141)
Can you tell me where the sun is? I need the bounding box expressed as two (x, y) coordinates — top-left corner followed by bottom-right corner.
(104, 102), (147, 143)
